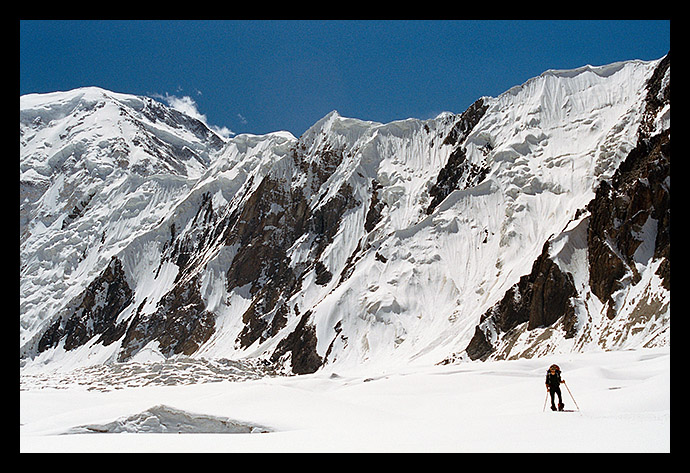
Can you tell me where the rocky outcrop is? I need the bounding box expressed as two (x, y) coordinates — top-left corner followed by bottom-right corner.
(464, 53), (670, 361)
(270, 310), (323, 375)
(226, 149), (358, 357)
(587, 52), (670, 320)
(588, 129), (670, 319)
(427, 98), (489, 214)
(35, 256), (133, 353)
(465, 241), (578, 361)
(119, 275), (216, 361)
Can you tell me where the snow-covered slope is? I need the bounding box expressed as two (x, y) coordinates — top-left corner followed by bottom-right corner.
(464, 55), (670, 362)
(20, 87), (226, 348)
(19, 55), (670, 375)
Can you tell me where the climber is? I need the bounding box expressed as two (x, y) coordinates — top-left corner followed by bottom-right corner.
(545, 364), (565, 411)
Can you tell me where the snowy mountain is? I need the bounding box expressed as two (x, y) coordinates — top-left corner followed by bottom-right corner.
(20, 54), (670, 375)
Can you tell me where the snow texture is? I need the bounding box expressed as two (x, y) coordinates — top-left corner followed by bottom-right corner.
(20, 348), (669, 452)
(20, 57), (670, 452)
(21, 58), (667, 373)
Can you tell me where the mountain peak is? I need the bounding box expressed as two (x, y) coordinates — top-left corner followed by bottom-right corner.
(20, 55), (670, 374)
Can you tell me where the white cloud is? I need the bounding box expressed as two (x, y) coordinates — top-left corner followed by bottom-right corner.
(164, 94), (206, 121)
(155, 93), (235, 140)
(210, 124), (234, 140)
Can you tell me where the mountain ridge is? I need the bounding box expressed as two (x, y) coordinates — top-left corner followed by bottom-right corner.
(20, 54), (670, 374)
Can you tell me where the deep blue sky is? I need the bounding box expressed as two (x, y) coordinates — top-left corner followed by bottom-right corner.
(20, 20), (670, 138)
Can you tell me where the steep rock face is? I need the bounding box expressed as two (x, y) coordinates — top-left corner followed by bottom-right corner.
(32, 256), (133, 354)
(223, 141), (360, 366)
(464, 54), (670, 361)
(588, 129), (670, 318)
(465, 241), (578, 361)
(589, 53), (670, 319)
(119, 274), (216, 361)
(426, 98), (490, 214)
(20, 55), (670, 374)
(270, 310), (323, 375)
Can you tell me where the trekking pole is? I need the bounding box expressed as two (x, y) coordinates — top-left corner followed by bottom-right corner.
(563, 381), (581, 412)
(543, 389), (549, 412)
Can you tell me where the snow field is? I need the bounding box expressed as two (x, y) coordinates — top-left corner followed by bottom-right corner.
(20, 347), (670, 452)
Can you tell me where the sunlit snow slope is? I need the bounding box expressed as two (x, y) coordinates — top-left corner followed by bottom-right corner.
(20, 55), (670, 374)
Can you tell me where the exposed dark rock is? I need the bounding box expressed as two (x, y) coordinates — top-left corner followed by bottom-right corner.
(308, 182), (358, 253)
(37, 256), (133, 353)
(224, 174), (310, 294)
(587, 53), (670, 316)
(364, 180), (384, 232)
(337, 239), (365, 286)
(225, 175), (307, 349)
(225, 141), (360, 357)
(270, 310), (323, 375)
(464, 325), (493, 362)
(441, 98), (489, 148)
(235, 283), (292, 349)
(465, 241), (578, 361)
(323, 320), (346, 363)
(427, 98), (489, 214)
(526, 245), (578, 332)
(314, 261), (333, 286)
(61, 191), (95, 229)
(639, 52), (670, 139)
(588, 129), (670, 317)
(119, 275), (215, 361)
(466, 54), (670, 359)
